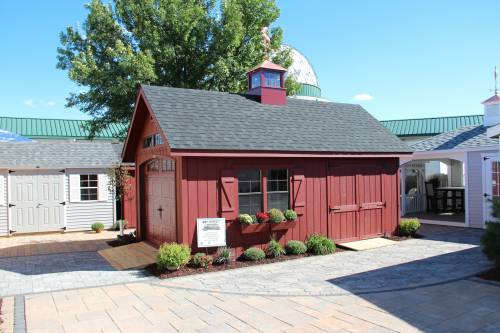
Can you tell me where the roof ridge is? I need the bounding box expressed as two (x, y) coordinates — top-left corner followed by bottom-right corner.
(380, 114), (483, 122)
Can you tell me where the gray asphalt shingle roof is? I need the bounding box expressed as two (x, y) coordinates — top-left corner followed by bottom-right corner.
(411, 125), (498, 151)
(0, 141), (123, 168)
(141, 85), (412, 153)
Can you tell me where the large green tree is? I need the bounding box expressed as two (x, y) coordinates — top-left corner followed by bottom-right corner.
(58, 0), (298, 137)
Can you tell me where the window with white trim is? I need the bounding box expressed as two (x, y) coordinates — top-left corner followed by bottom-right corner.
(264, 71), (281, 88)
(238, 169), (262, 215)
(80, 174), (98, 201)
(267, 169), (289, 211)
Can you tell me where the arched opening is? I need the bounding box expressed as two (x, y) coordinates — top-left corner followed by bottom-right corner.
(140, 157), (177, 247)
(401, 158), (465, 224)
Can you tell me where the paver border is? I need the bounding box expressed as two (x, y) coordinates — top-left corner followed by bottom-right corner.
(13, 296), (25, 333)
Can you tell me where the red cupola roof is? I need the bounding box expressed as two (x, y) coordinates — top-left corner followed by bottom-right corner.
(248, 60), (287, 73)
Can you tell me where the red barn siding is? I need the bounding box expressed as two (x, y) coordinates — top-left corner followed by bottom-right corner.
(179, 157), (400, 256)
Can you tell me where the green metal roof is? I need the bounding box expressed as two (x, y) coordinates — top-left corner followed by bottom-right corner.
(297, 83), (322, 98)
(0, 116), (127, 140)
(381, 115), (484, 137)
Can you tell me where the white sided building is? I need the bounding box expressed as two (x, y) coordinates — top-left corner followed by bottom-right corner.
(399, 92), (500, 228)
(0, 140), (122, 235)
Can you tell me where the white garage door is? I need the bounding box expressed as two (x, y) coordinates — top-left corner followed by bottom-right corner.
(10, 171), (65, 233)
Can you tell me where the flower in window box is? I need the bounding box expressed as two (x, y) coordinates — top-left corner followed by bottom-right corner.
(238, 214), (255, 225)
(256, 212), (270, 223)
(268, 208), (285, 223)
(283, 210), (298, 222)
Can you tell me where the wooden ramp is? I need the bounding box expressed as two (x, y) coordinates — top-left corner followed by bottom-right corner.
(98, 242), (157, 270)
(338, 238), (397, 251)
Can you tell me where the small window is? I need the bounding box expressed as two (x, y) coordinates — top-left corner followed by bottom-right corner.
(162, 159), (175, 172)
(144, 133), (163, 148)
(144, 136), (153, 148)
(238, 169), (262, 215)
(80, 174), (98, 201)
(264, 71), (281, 88)
(251, 73), (261, 89)
(267, 169), (289, 211)
(154, 133), (163, 145)
(146, 159), (159, 172)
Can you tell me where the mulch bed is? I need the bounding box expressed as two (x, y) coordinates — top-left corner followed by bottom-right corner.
(385, 233), (423, 241)
(107, 233), (138, 247)
(478, 267), (500, 282)
(147, 248), (346, 279)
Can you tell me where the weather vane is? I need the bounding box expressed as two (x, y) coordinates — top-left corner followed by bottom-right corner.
(261, 26), (271, 60)
(495, 66), (498, 95)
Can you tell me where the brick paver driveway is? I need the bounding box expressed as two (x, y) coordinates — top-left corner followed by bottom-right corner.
(0, 231), (150, 297)
(2, 226), (500, 333)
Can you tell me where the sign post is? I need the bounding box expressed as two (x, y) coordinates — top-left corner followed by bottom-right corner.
(196, 218), (226, 248)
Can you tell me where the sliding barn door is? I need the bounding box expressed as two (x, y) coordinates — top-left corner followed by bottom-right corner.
(328, 164), (385, 242)
(328, 165), (358, 242)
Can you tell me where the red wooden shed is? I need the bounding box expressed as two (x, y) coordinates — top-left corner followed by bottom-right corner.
(122, 62), (412, 255)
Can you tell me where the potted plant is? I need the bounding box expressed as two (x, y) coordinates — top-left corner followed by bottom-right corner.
(256, 211), (269, 223)
(269, 209), (298, 231)
(91, 222), (105, 233)
(239, 214), (269, 234)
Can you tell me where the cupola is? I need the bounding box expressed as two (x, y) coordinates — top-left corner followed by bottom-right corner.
(246, 60), (287, 105)
(482, 93), (500, 126)
(482, 67), (500, 127)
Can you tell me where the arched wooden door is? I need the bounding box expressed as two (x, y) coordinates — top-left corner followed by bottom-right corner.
(141, 158), (177, 247)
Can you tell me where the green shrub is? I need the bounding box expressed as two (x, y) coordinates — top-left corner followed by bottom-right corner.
(283, 210), (298, 222)
(157, 243), (191, 270)
(191, 253), (213, 268)
(214, 247), (232, 265)
(243, 247), (266, 261)
(238, 214), (255, 225)
(266, 239), (285, 258)
(399, 218), (421, 236)
(91, 222), (105, 233)
(305, 234), (336, 255)
(491, 197), (500, 220)
(113, 219), (128, 231)
(268, 208), (285, 223)
(285, 240), (307, 255)
(481, 222), (500, 268)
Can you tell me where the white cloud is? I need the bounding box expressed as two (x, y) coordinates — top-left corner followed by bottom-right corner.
(23, 99), (34, 108)
(353, 93), (374, 101)
(23, 99), (57, 108)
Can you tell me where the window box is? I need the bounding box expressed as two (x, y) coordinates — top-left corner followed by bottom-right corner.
(240, 223), (269, 234)
(270, 220), (297, 231)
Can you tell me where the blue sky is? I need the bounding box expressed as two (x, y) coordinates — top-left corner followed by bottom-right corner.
(1, 1), (499, 120)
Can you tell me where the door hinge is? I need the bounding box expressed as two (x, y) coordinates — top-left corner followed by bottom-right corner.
(59, 201), (66, 205)
(9, 230), (16, 235)
(58, 169), (65, 173)
(8, 170), (15, 173)
(8, 203), (15, 208)
(61, 226), (66, 231)
(484, 156), (490, 161)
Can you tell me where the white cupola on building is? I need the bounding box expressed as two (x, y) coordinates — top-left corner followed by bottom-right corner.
(482, 67), (500, 127)
(482, 94), (500, 126)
